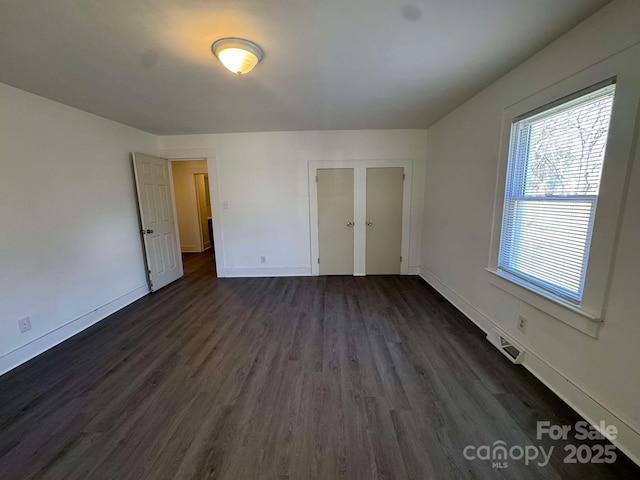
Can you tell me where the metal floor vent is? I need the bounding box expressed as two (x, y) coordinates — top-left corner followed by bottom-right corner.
(487, 329), (525, 364)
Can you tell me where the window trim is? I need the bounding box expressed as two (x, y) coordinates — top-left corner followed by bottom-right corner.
(487, 47), (640, 338)
(499, 80), (615, 305)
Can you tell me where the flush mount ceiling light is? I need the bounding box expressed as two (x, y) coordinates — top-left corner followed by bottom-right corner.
(211, 38), (263, 75)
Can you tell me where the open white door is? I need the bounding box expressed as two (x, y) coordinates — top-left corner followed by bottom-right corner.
(132, 153), (183, 291)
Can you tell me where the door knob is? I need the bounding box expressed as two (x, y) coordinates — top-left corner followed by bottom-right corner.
(146, 229), (154, 234)
(347, 222), (354, 227)
(366, 221), (373, 226)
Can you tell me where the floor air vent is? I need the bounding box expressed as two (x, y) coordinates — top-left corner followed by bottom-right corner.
(487, 329), (525, 364)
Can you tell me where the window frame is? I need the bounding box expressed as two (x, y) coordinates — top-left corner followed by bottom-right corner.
(499, 80), (616, 305)
(487, 47), (640, 338)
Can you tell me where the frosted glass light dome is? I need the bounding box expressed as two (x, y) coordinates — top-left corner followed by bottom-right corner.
(212, 38), (263, 75)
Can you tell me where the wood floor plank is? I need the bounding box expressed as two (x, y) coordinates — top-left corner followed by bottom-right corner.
(0, 252), (638, 479)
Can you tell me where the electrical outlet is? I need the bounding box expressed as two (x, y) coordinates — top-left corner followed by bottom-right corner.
(222, 200), (230, 210)
(517, 315), (527, 333)
(260, 256), (267, 264)
(18, 317), (32, 334)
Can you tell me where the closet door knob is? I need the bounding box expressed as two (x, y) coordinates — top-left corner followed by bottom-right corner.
(347, 222), (354, 227)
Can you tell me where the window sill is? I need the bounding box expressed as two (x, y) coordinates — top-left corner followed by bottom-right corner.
(485, 269), (602, 338)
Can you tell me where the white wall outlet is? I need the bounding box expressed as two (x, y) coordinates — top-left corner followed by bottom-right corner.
(260, 256), (267, 264)
(18, 317), (32, 334)
(222, 200), (230, 209)
(517, 315), (527, 333)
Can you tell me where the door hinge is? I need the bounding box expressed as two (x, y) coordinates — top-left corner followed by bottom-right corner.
(316, 175), (318, 183)
(403, 173), (405, 181)
(400, 256), (403, 262)
(318, 257), (320, 264)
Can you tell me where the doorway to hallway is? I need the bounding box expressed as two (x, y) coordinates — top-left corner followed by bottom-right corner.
(181, 250), (216, 277)
(171, 159), (213, 254)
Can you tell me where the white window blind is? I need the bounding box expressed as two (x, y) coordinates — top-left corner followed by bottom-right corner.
(498, 82), (616, 304)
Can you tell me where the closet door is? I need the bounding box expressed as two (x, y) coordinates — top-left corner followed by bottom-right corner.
(317, 168), (354, 275)
(366, 167), (404, 274)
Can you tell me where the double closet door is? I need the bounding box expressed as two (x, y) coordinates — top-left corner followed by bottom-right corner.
(317, 167), (404, 275)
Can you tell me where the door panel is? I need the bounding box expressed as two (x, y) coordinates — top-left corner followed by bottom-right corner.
(317, 168), (354, 275)
(132, 153), (183, 291)
(366, 167), (404, 274)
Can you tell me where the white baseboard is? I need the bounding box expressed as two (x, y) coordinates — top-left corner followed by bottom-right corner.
(0, 284), (149, 376)
(223, 265), (424, 278)
(224, 266), (312, 278)
(181, 245), (201, 253)
(419, 266), (640, 466)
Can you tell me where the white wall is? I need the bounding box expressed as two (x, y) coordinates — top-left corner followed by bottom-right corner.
(160, 130), (427, 277)
(171, 160), (209, 252)
(420, 0), (640, 462)
(0, 82), (158, 373)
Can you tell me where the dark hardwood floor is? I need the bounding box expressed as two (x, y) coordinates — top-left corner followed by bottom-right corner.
(0, 252), (638, 479)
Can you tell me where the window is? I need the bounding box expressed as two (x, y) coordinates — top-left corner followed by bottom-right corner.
(498, 82), (616, 305)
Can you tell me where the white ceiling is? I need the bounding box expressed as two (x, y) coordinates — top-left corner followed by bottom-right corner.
(0, 0), (609, 135)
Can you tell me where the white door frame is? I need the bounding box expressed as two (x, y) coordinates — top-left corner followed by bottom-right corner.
(192, 174), (204, 252)
(309, 159), (412, 276)
(160, 148), (226, 278)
